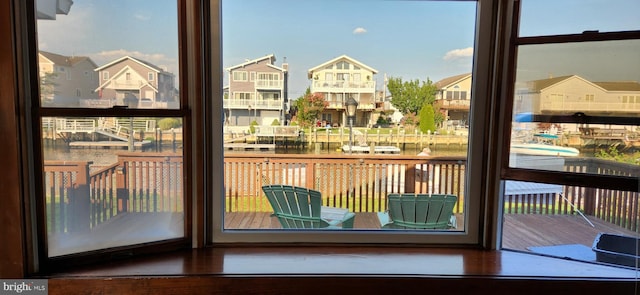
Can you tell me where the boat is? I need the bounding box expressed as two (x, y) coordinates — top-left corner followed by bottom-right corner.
(342, 145), (401, 154)
(510, 133), (579, 157)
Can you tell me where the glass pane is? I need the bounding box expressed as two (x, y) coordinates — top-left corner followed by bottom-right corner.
(510, 40), (640, 173)
(36, 0), (179, 109)
(501, 180), (639, 269)
(42, 116), (184, 257)
(222, 0), (476, 232)
(519, 0), (640, 37)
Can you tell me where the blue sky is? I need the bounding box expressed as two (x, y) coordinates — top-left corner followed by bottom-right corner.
(37, 0), (640, 98)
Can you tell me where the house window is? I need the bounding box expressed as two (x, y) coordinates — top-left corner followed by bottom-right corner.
(502, 0), (640, 267)
(233, 71), (248, 81)
(32, 0), (186, 265)
(148, 72), (155, 81)
(233, 92), (254, 100)
(218, 0), (484, 245)
(258, 73), (279, 80)
(250, 71), (255, 81)
(17, 0), (638, 276)
(336, 61), (349, 70)
(585, 94), (594, 102)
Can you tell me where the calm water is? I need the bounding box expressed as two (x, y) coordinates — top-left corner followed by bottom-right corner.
(43, 141), (467, 167)
(44, 140), (602, 168)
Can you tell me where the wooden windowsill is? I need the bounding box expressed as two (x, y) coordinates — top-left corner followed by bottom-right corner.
(44, 247), (638, 294)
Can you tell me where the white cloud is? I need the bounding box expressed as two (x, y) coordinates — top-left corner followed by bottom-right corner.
(443, 47), (474, 61)
(353, 27), (367, 34)
(134, 13), (151, 21)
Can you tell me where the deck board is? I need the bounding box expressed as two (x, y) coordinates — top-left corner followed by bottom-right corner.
(49, 211), (638, 258)
(224, 212), (638, 253)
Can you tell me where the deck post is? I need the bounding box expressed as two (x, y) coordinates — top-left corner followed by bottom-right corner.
(404, 164), (417, 193)
(116, 164), (129, 213)
(69, 161), (91, 233)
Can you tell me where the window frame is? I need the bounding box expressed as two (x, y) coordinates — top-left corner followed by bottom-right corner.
(495, 0), (640, 258)
(499, 2), (640, 193)
(22, 0), (196, 270)
(208, 0), (498, 245)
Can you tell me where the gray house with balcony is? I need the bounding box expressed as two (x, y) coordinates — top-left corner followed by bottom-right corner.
(225, 54), (288, 126)
(308, 55), (378, 127)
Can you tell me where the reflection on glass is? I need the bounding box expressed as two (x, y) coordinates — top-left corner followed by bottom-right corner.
(510, 40), (640, 173)
(501, 180), (639, 269)
(519, 0), (640, 37)
(42, 116), (184, 257)
(36, 0), (179, 109)
(222, 0), (475, 231)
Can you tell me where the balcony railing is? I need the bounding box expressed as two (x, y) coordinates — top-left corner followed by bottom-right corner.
(325, 99), (376, 110)
(436, 99), (471, 110)
(255, 80), (283, 89)
(312, 80), (376, 93)
(43, 154), (640, 234)
(223, 99), (284, 109)
(540, 100), (640, 113)
(111, 80), (144, 89)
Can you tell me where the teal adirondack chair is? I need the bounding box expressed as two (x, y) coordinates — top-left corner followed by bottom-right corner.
(262, 185), (355, 229)
(377, 194), (458, 229)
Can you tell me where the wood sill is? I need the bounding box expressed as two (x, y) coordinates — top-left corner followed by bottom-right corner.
(45, 247), (638, 295)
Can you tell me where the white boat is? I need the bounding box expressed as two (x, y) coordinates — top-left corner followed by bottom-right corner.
(510, 142), (579, 157)
(342, 145), (401, 154)
(510, 133), (579, 157)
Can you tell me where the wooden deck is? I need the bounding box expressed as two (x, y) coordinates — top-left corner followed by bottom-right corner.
(49, 211), (637, 260)
(224, 212), (638, 252)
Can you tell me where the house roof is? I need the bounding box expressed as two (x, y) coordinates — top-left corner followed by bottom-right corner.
(518, 75), (640, 94)
(226, 54), (278, 71)
(39, 51), (97, 68)
(95, 65), (158, 92)
(592, 81), (640, 92)
(307, 55), (378, 79)
(95, 55), (168, 73)
(435, 73), (471, 89)
(525, 75), (575, 92)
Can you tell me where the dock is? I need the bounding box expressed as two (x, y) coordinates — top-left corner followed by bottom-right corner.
(69, 140), (152, 149)
(341, 145), (401, 154)
(224, 143), (276, 151)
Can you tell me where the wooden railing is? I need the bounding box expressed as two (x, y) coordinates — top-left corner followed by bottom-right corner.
(44, 153), (183, 234)
(43, 161), (91, 233)
(44, 154), (639, 232)
(224, 154), (466, 214)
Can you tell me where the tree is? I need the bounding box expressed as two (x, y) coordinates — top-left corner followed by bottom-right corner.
(40, 72), (58, 102)
(293, 87), (328, 127)
(418, 103), (437, 133)
(387, 77), (438, 115)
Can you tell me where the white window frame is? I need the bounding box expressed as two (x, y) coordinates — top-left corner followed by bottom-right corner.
(103, 72), (109, 80)
(210, 0), (495, 245)
(233, 71), (248, 81)
(148, 72), (155, 81)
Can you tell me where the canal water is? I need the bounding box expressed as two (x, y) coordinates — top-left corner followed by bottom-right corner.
(43, 140), (601, 168)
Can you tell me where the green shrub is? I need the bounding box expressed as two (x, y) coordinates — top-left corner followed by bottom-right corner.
(249, 120), (259, 134)
(418, 104), (437, 134)
(271, 119), (280, 126)
(158, 118), (182, 130)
